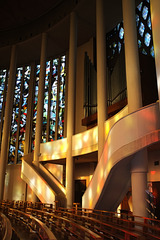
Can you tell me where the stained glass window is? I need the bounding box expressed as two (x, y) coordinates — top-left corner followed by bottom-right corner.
(8, 67), (23, 164)
(0, 70), (7, 118)
(106, 22), (124, 71)
(106, 0), (154, 64)
(49, 58), (58, 141)
(58, 56), (66, 139)
(136, 14), (140, 26)
(42, 61), (50, 143)
(0, 69), (8, 144)
(144, 32), (151, 47)
(142, 6), (148, 20)
(136, 0), (154, 57)
(139, 22), (145, 37)
(32, 64), (40, 150)
(147, 16), (151, 29)
(119, 27), (124, 39)
(137, 2), (143, 11)
(150, 46), (155, 57)
(17, 66), (30, 164)
(138, 39), (142, 48)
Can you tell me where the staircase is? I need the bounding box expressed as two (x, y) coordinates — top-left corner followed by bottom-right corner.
(21, 102), (160, 211)
(21, 153), (66, 206)
(82, 102), (160, 211)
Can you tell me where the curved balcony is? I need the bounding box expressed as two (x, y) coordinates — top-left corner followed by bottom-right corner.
(21, 102), (160, 210)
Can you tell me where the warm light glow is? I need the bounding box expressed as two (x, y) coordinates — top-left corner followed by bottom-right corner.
(151, 171), (156, 175)
(89, 199), (92, 208)
(89, 188), (92, 199)
(105, 122), (110, 138)
(100, 168), (103, 178)
(115, 114), (120, 122)
(83, 133), (89, 142)
(38, 186), (42, 194)
(46, 186), (51, 198)
(97, 184), (100, 194)
(89, 175), (93, 181)
(31, 178), (35, 186)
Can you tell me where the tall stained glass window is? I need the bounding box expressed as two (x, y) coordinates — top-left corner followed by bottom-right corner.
(31, 56), (66, 148)
(32, 64), (40, 150)
(17, 66), (30, 163)
(8, 67), (23, 164)
(136, 0), (154, 57)
(42, 61), (50, 143)
(0, 69), (8, 145)
(49, 58), (58, 141)
(106, 0), (154, 67)
(0, 69), (7, 119)
(58, 56), (66, 139)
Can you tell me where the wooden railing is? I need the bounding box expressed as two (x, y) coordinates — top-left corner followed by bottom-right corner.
(25, 207), (142, 239)
(0, 212), (12, 240)
(8, 208), (57, 240)
(57, 207), (160, 240)
(1, 200), (160, 240)
(26, 208), (102, 240)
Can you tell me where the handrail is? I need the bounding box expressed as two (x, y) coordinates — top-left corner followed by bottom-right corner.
(83, 102), (160, 210)
(2, 201), (160, 239)
(107, 87), (127, 105)
(26, 207), (102, 239)
(7, 208), (57, 240)
(58, 207), (160, 239)
(26, 207), (141, 239)
(0, 213), (12, 240)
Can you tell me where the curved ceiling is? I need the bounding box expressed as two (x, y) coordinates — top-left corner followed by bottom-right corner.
(0, 0), (141, 67)
(0, 0), (64, 31)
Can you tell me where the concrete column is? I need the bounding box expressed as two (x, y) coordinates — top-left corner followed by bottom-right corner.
(122, 0), (142, 113)
(122, 0), (148, 217)
(150, 0), (160, 110)
(33, 32), (47, 166)
(66, 11), (77, 208)
(96, 0), (107, 161)
(131, 149), (148, 217)
(0, 45), (17, 200)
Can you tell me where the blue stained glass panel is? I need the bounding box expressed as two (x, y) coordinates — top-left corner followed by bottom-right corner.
(118, 42), (121, 53)
(8, 67), (23, 164)
(139, 22), (145, 37)
(136, 14), (140, 26)
(119, 27), (124, 40)
(150, 46), (155, 57)
(142, 6), (148, 20)
(147, 16), (151, 30)
(137, 2), (143, 12)
(138, 39), (142, 48)
(144, 32), (151, 47)
(0, 70), (7, 117)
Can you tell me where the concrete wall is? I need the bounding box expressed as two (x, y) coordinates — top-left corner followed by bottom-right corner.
(4, 165), (26, 201)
